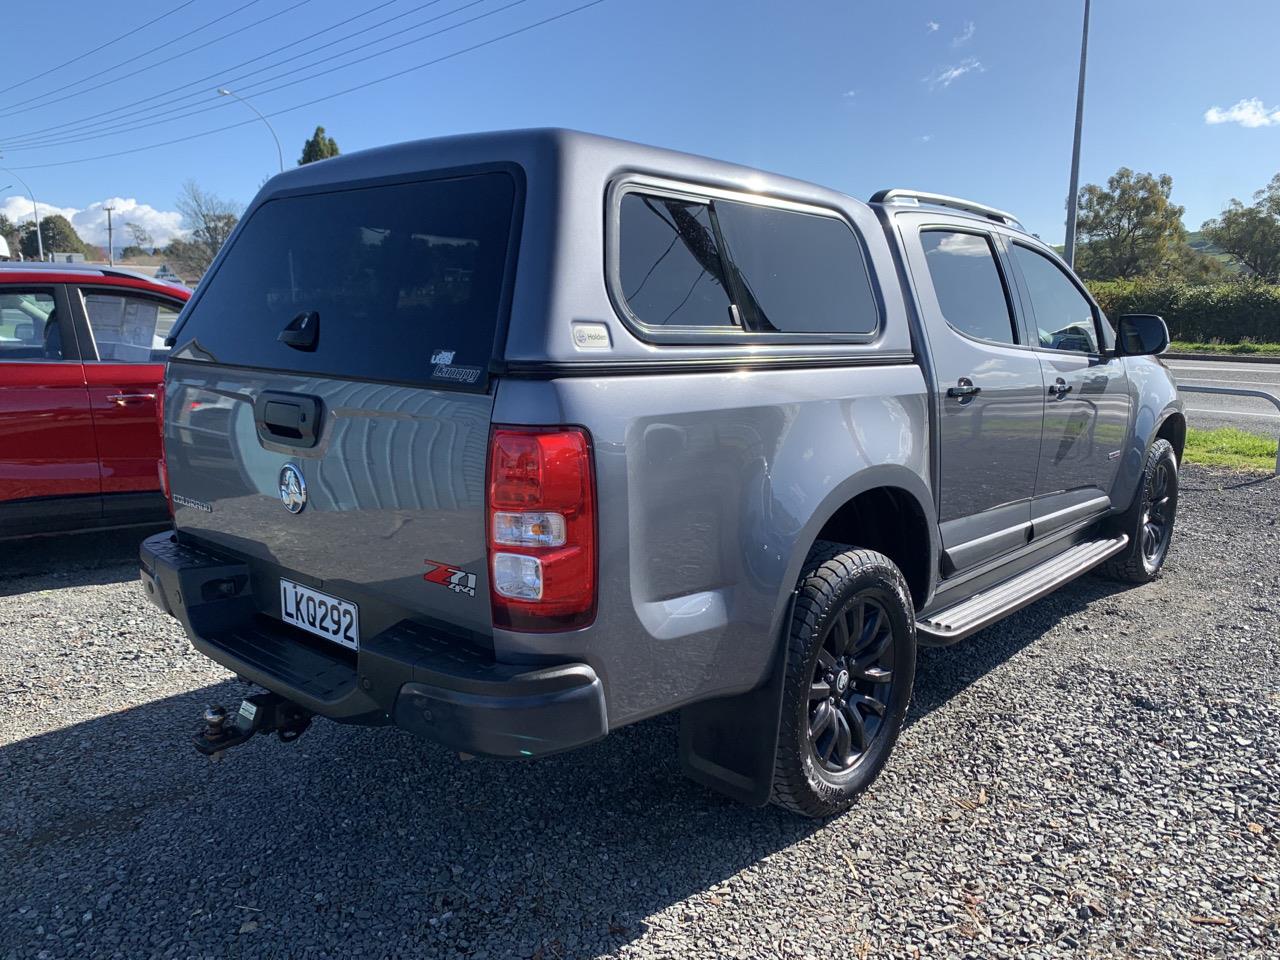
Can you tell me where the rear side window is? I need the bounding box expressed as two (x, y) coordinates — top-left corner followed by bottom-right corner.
(617, 190), (879, 337)
(618, 194), (734, 327)
(172, 172), (518, 388)
(920, 230), (1017, 345)
(80, 290), (181, 362)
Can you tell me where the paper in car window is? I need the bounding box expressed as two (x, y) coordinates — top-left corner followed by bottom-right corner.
(86, 295), (158, 361)
(118, 301), (157, 361)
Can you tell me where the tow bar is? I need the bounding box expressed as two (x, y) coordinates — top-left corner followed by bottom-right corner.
(194, 692), (313, 759)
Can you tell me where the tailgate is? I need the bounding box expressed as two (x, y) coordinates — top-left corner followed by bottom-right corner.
(162, 169), (522, 639)
(165, 369), (493, 635)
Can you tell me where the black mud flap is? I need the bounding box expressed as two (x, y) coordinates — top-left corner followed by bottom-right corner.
(677, 594), (794, 807)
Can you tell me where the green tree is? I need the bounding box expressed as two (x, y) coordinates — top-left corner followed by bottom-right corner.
(1201, 174), (1280, 281)
(20, 214), (88, 259)
(1074, 168), (1189, 280)
(1165, 243), (1230, 282)
(298, 125), (340, 165)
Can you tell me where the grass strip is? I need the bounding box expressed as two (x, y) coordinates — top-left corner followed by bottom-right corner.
(1169, 341), (1280, 357)
(1183, 426), (1278, 472)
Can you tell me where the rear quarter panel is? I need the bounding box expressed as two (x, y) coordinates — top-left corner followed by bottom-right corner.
(493, 364), (931, 726)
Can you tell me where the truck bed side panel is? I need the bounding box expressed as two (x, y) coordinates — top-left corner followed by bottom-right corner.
(492, 363), (930, 726)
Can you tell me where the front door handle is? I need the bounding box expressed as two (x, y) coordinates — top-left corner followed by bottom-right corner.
(1048, 378), (1073, 397)
(106, 392), (157, 405)
(946, 377), (981, 398)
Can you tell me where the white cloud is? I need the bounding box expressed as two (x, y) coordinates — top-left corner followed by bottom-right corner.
(952, 21), (976, 46)
(926, 20), (940, 32)
(919, 134), (934, 143)
(843, 89), (857, 99)
(1204, 97), (1280, 128)
(934, 232), (990, 257)
(927, 58), (984, 89)
(0, 195), (184, 248)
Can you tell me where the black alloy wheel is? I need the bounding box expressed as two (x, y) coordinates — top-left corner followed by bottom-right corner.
(808, 594), (897, 773)
(1140, 457), (1175, 565)
(771, 544), (916, 818)
(1100, 437), (1179, 584)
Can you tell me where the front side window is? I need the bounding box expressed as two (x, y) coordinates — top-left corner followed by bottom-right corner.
(0, 289), (62, 361)
(1011, 244), (1100, 353)
(80, 290), (181, 362)
(920, 230), (1017, 345)
(617, 190), (879, 336)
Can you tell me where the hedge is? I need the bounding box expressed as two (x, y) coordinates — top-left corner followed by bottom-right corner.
(1086, 279), (1280, 344)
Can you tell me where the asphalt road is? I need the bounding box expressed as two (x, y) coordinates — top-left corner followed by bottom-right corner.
(2, 467), (1278, 959)
(1168, 356), (1280, 434)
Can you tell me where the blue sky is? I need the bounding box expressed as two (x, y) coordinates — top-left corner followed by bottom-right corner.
(2, 0), (1278, 249)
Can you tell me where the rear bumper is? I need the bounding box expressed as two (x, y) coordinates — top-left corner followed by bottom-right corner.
(140, 531), (607, 758)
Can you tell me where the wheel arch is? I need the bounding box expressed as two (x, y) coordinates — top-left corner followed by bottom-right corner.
(680, 465), (938, 809)
(775, 465), (939, 630)
(1154, 409), (1186, 463)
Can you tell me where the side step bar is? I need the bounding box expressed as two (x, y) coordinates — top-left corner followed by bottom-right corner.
(917, 534), (1129, 645)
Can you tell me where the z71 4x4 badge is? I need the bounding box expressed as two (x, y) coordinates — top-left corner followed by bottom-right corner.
(423, 559), (478, 597)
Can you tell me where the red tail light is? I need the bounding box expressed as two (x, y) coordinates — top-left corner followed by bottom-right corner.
(487, 426), (596, 632)
(156, 385), (172, 516)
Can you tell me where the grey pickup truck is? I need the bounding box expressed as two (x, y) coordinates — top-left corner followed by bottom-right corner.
(141, 129), (1182, 818)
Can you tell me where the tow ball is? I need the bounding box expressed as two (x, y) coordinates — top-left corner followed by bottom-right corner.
(194, 692), (313, 759)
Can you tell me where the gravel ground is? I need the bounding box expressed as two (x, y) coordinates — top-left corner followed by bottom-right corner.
(1, 467), (1277, 959)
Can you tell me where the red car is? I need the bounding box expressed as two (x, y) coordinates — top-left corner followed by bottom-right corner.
(0, 263), (190, 538)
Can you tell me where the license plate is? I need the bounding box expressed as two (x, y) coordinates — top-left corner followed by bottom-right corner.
(279, 578), (359, 651)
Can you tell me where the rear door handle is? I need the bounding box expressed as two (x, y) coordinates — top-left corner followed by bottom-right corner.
(106, 393), (156, 405)
(946, 377), (981, 398)
(1048, 378), (1073, 397)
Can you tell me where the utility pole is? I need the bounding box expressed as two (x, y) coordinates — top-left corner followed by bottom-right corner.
(104, 204), (116, 266)
(1063, 0), (1091, 268)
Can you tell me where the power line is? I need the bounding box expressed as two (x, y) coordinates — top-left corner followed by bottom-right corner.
(0, 0), (201, 96)
(1, 0), (480, 151)
(5, 0), (512, 153)
(4, 0), (496, 152)
(0, 0), (410, 146)
(4, 0), (611, 172)
(0, 0), (290, 120)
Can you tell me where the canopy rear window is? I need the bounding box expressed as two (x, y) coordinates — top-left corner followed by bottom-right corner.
(172, 171), (518, 389)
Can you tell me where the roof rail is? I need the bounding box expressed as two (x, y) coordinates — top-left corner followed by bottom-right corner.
(870, 189), (1022, 228)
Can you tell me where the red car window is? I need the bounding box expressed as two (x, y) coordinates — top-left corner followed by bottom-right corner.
(80, 289), (183, 362)
(0, 288), (63, 361)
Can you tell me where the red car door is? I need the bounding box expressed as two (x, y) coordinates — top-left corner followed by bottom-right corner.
(74, 284), (185, 511)
(0, 283), (102, 530)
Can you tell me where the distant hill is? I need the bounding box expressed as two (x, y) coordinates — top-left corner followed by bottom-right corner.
(1185, 230), (1238, 271)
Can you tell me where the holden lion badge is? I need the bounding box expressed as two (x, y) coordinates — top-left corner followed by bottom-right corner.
(278, 463), (307, 514)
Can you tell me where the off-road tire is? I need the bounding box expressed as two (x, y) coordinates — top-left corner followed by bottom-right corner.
(1100, 438), (1179, 584)
(770, 542), (916, 818)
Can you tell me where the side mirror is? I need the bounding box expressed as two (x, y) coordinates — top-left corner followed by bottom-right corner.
(1116, 314), (1169, 356)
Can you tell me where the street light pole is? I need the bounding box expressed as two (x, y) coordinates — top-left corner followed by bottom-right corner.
(104, 204), (116, 266)
(0, 164), (44, 260)
(1063, 0), (1091, 268)
(217, 87), (285, 174)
